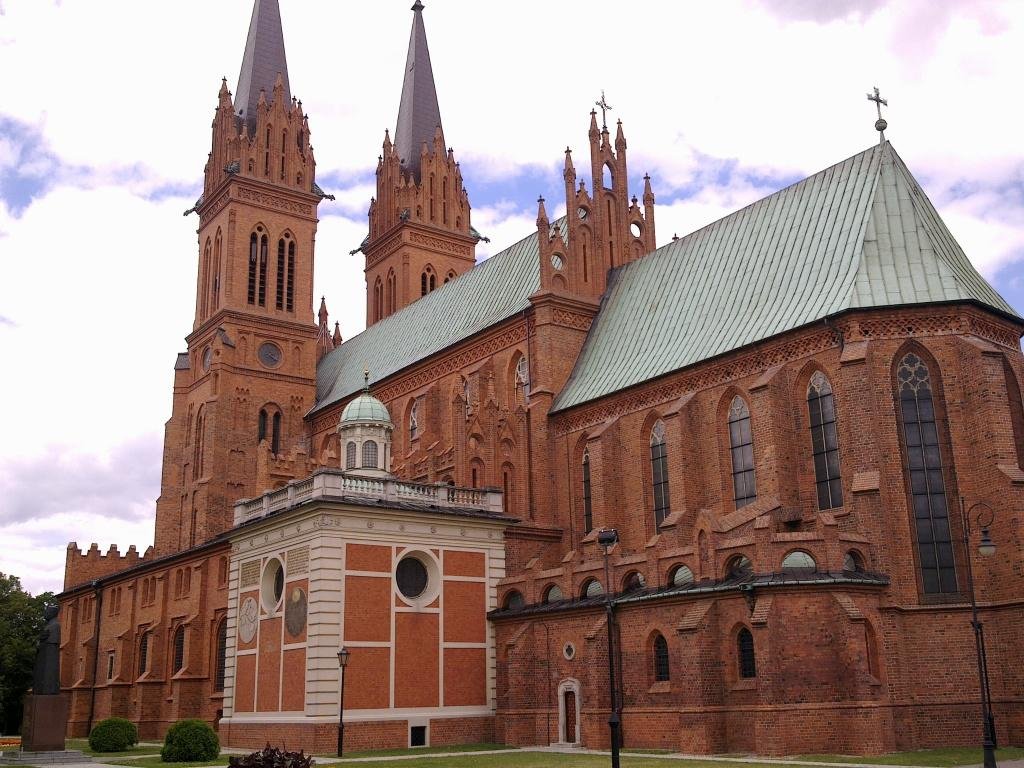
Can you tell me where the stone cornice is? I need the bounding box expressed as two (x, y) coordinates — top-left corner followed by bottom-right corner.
(199, 176), (321, 226)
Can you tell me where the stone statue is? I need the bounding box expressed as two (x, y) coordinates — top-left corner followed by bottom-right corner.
(32, 604), (61, 696)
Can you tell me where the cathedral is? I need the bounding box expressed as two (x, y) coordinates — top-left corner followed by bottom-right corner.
(57, 0), (1024, 756)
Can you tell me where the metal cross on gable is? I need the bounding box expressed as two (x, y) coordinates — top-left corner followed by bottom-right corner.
(867, 86), (889, 144)
(595, 90), (613, 129)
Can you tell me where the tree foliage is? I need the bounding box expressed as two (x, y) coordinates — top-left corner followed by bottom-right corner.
(0, 573), (54, 735)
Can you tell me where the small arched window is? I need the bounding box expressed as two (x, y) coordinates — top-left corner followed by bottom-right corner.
(653, 633), (670, 682)
(172, 625), (186, 674)
(138, 631), (150, 677)
(843, 550), (865, 573)
(622, 571), (646, 593)
(668, 564), (694, 587)
(503, 591), (525, 611)
(728, 396), (756, 508)
(650, 420), (670, 527)
(214, 619), (227, 692)
(581, 578), (604, 599)
(346, 441), (357, 469)
(544, 584), (563, 603)
(581, 449), (593, 534)
(271, 411), (282, 455)
(737, 627), (756, 678)
(362, 440), (378, 468)
(515, 355), (530, 405)
(808, 372), (843, 509)
(896, 352), (956, 594)
(781, 550), (817, 573)
(726, 554), (753, 579)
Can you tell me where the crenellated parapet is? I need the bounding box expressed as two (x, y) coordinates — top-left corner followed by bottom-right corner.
(63, 542), (155, 590)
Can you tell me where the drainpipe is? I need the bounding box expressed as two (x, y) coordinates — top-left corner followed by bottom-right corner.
(86, 580), (104, 734)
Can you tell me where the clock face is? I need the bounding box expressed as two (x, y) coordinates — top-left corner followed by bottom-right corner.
(258, 342), (282, 368)
(238, 597), (258, 644)
(577, 207), (588, 221)
(202, 347), (212, 371)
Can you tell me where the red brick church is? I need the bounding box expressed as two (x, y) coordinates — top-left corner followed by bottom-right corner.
(58, 0), (1024, 755)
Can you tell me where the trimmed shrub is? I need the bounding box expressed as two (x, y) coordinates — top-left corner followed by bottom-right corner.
(160, 719), (219, 762)
(228, 744), (313, 768)
(88, 717), (139, 753)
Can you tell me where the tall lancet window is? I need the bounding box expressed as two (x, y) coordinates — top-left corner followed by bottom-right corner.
(276, 239), (286, 310)
(808, 372), (843, 509)
(582, 448), (593, 534)
(896, 352), (957, 594)
(728, 396), (756, 508)
(258, 234), (269, 307)
(248, 233), (258, 305)
(650, 420), (671, 527)
(286, 241), (295, 312)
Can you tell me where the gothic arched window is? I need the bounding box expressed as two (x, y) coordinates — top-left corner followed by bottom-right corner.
(276, 238), (286, 310)
(346, 441), (357, 469)
(728, 396), (756, 508)
(896, 352), (957, 594)
(582, 448), (593, 534)
(172, 626), (186, 674)
(653, 633), (670, 682)
(212, 230), (222, 311)
(650, 420), (670, 527)
(581, 578), (603, 598)
(137, 631), (150, 677)
(808, 372), (843, 509)
(362, 440), (378, 468)
(257, 234), (269, 307)
(503, 590), (524, 611)
(258, 409), (268, 444)
(247, 232), (258, 305)
(271, 411), (282, 455)
(514, 355), (530, 405)
(737, 627), (756, 678)
(214, 619), (227, 692)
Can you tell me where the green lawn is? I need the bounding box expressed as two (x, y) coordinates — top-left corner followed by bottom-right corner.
(66, 738), (163, 757)
(797, 746), (1024, 767)
(329, 757), (786, 768)
(104, 756), (228, 768)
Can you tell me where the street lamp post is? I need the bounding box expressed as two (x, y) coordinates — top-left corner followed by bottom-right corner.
(337, 646), (351, 758)
(959, 499), (998, 768)
(597, 528), (621, 768)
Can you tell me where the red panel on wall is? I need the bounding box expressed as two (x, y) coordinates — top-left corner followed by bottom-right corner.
(443, 581), (486, 643)
(347, 543), (392, 572)
(394, 612), (438, 708)
(280, 648), (306, 712)
(234, 654), (256, 713)
(443, 551), (485, 577)
(345, 576), (391, 642)
(443, 647), (486, 706)
(256, 616), (282, 712)
(345, 646), (391, 710)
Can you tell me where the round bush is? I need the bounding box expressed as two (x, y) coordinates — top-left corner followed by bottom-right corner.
(88, 717), (139, 753)
(161, 719), (219, 762)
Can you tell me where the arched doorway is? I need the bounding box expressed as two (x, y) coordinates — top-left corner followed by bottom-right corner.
(557, 678), (581, 745)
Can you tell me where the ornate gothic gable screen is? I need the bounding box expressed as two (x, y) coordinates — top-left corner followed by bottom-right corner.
(650, 420), (671, 527)
(896, 352), (957, 594)
(728, 396), (756, 508)
(808, 372), (843, 509)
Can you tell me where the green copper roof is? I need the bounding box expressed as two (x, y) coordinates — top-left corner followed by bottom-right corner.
(314, 223), (556, 413)
(340, 392), (392, 424)
(552, 142), (1017, 412)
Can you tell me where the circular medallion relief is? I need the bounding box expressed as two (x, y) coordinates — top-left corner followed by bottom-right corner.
(284, 587), (307, 637)
(258, 342), (282, 368)
(238, 597), (258, 644)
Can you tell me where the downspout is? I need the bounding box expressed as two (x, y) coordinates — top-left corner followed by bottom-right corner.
(86, 580), (104, 734)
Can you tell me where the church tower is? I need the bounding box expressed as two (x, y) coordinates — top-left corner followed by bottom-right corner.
(363, 1), (478, 325)
(153, 0), (325, 555)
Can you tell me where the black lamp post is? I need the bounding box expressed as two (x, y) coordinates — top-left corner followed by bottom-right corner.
(337, 646), (351, 757)
(960, 499), (998, 768)
(597, 528), (621, 768)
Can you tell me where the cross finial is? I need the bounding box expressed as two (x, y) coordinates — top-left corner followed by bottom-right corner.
(866, 86), (888, 145)
(595, 90), (613, 129)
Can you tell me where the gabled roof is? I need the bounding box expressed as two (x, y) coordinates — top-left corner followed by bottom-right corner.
(235, 0), (291, 135)
(394, 0), (443, 182)
(313, 223), (560, 414)
(552, 142), (1018, 412)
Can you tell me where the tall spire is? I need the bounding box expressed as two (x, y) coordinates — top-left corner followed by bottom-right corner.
(394, 0), (443, 182)
(235, 0), (291, 135)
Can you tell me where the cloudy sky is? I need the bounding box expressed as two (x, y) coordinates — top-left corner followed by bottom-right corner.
(1, 0), (1023, 595)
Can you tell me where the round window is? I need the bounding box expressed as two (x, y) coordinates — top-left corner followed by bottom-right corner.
(563, 642), (576, 660)
(396, 557), (429, 599)
(260, 558), (284, 612)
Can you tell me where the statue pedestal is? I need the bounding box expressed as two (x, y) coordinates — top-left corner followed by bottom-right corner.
(20, 694), (68, 752)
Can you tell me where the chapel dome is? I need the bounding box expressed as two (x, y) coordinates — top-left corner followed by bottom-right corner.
(340, 391), (392, 426)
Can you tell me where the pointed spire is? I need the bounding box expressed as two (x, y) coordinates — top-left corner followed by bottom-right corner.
(589, 110), (600, 140)
(235, 0), (291, 135)
(318, 296), (329, 324)
(643, 173), (655, 205)
(615, 119), (626, 150)
(564, 147), (575, 181)
(332, 322), (343, 347)
(536, 196), (549, 228)
(394, 0), (443, 183)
